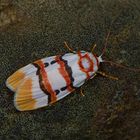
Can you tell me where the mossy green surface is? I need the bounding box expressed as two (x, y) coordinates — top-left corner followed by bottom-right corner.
(0, 0), (140, 139)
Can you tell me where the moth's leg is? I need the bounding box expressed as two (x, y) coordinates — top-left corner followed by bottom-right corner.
(97, 71), (119, 80)
(79, 73), (97, 96)
(64, 41), (76, 53)
(90, 73), (97, 79)
(80, 86), (85, 97)
(91, 44), (97, 53)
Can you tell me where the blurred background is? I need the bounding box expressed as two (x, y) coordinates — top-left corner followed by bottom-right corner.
(0, 0), (140, 139)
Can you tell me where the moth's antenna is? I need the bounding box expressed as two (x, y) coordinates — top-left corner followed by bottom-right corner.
(104, 60), (140, 72)
(99, 16), (140, 73)
(100, 30), (111, 57)
(91, 44), (97, 53)
(100, 17), (118, 57)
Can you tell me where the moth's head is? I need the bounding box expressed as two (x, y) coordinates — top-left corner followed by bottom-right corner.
(91, 50), (140, 75)
(97, 55), (103, 63)
(91, 53), (103, 65)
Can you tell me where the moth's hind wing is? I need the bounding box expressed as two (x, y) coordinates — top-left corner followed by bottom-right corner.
(6, 64), (36, 92)
(14, 76), (49, 111)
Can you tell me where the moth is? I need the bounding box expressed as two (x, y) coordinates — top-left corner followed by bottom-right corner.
(6, 35), (139, 111)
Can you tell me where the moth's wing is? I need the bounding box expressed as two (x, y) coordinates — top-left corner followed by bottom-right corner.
(8, 52), (91, 111)
(13, 67), (75, 111)
(14, 76), (49, 111)
(14, 78), (75, 111)
(6, 64), (36, 92)
(14, 72), (77, 111)
(13, 53), (83, 111)
(6, 56), (56, 92)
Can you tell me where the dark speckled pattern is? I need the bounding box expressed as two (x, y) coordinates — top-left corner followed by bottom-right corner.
(0, 0), (140, 139)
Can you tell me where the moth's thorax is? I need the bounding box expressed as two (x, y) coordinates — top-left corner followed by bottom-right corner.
(77, 51), (99, 78)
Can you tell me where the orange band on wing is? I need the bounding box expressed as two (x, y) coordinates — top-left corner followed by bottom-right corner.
(55, 56), (73, 92)
(35, 60), (57, 104)
(7, 71), (25, 91)
(78, 52), (94, 79)
(15, 78), (36, 111)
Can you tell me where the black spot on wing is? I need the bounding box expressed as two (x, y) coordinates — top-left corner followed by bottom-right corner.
(44, 60), (57, 67)
(55, 90), (60, 95)
(44, 62), (49, 67)
(60, 86), (67, 91)
(50, 60), (57, 65)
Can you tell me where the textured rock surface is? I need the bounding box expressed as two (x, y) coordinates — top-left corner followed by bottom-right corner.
(0, 0), (140, 139)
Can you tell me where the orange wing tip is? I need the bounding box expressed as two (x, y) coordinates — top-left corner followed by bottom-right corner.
(6, 71), (25, 92)
(14, 98), (37, 111)
(6, 80), (15, 92)
(14, 78), (37, 111)
(14, 96), (48, 111)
